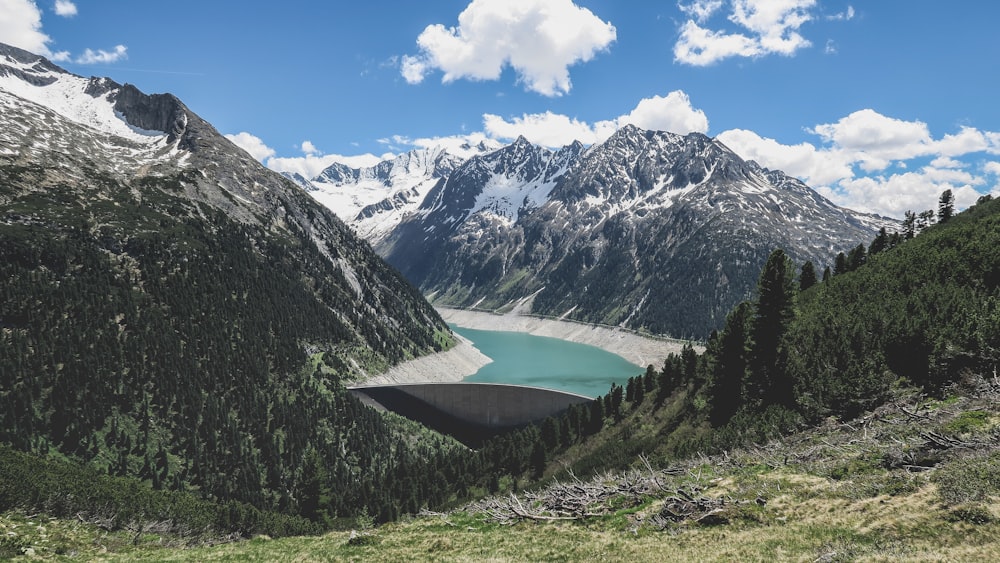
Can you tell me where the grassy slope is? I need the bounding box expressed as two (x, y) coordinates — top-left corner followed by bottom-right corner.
(7, 385), (1000, 561)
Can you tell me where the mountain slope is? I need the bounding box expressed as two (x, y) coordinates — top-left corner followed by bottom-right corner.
(302, 140), (501, 245)
(375, 126), (895, 338)
(0, 42), (464, 520)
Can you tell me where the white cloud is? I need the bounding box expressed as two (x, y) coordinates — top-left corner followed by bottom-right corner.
(225, 132), (276, 163)
(267, 153), (383, 179)
(827, 5), (855, 21)
(0, 1), (125, 64)
(300, 140), (321, 156)
(381, 132), (502, 159)
(932, 126), (990, 157)
(929, 156), (963, 169)
(673, 21), (761, 66)
(716, 128), (852, 185)
(53, 0), (76, 17)
(75, 44), (127, 64)
(242, 134), (385, 178)
(679, 0), (724, 23)
(811, 110), (930, 155)
(617, 91), (709, 135)
(399, 55), (428, 84)
(401, 0), (616, 96)
(985, 162), (1000, 176)
(483, 90), (708, 147)
(0, 0), (53, 55)
(484, 111), (615, 146)
(825, 167), (983, 218)
(719, 108), (1000, 217)
(674, 0), (819, 66)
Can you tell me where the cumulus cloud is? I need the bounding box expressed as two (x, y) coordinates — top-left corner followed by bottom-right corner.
(822, 167), (984, 218)
(617, 91), (709, 135)
(225, 132), (277, 163)
(483, 90), (708, 147)
(300, 140), (321, 156)
(267, 153), (384, 180)
(400, 0), (616, 96)
(0, 0), (53, 55)
(985, 162), (1000, 176)
(240, 137), (383, 179)
(53, 0), (76, 17)
(484, 111), (616, 146)
(674, 0), (820, 66)
(0, 1), (124, 64)
(719, 108), (1000, 217)
(75, 44), (127, 64)
(716, 128), (853, 186)
(679, 0), (724, 23)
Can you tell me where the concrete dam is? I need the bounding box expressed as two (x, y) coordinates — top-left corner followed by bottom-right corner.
(348, 383), (594, 446)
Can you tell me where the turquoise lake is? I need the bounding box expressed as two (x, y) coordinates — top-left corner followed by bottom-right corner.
(451, 325), (642, 398)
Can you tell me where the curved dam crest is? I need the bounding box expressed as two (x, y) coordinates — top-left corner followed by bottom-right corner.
(353, 309), (692, 445)
(348, 383), (593, 446)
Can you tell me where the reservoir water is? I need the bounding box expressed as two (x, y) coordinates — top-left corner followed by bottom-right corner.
(452, 325), (642, 398)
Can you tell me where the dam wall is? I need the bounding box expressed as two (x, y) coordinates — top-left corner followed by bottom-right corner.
(348, 383), (593, 444)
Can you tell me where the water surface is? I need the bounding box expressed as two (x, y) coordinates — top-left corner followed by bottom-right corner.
(452, 325), (642, 398)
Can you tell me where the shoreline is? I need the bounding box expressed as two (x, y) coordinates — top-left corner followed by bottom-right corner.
(356, 307), (698, 386)
(358, 332), (491, 385)
(437, 307), (693, 368)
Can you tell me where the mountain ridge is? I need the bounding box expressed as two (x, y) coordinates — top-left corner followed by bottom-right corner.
(327, 126), (896, 338)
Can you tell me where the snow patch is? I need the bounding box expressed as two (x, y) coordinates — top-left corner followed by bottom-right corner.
(0, 68), (168, 144)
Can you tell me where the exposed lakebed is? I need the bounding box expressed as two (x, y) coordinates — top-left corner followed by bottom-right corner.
(452, 325), (643, 398)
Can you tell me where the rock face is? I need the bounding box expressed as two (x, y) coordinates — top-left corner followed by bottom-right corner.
(326, 126), (896, 339)
(301, 140), (502, 245)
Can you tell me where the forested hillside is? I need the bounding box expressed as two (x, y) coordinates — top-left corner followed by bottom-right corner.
(520, 192), (1000, 478)
(0, 162), (475, 522)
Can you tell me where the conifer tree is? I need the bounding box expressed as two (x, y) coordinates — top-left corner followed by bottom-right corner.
(938, 189), (955, 223)
(799, 261), (817, 291)
(917, 209), (935, 231)
(833, 252), (849, 276)
(749, 249), (796, 407)
(709, 301), (752, 425)
(847, 243), (867, 271)
(869, 227), (889, 255)
(903, 211), (917, 239)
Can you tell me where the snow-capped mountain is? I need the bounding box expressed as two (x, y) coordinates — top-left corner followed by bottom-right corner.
(0, 41), (449, 371)
(304, 139), (501, 243)
(373, 125), (897, 338)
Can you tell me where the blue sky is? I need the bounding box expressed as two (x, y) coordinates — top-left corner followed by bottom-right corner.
(2, 0), (998, 217)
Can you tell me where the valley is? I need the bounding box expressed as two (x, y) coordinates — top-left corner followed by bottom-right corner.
(2, 6), (1000, 557)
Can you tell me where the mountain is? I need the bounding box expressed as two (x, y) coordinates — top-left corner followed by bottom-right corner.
(0, 42), (466, 519)
(366, 126), (897, 338)
(303, 139), (501, 245)
(9, 194), (998, 558)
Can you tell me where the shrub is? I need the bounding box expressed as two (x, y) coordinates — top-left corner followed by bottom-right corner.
(943, 410), (991, 435)
(932, 453), (1000, 505)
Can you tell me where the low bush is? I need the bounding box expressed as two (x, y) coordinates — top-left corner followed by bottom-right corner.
(932, 453), (1000, 505)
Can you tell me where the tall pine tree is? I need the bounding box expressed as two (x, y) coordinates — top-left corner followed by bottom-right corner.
(938, 189), (955, 223)
(749, 249), (797, 408)
(799, 261), (817, 291)
(709, 301), (752, 425)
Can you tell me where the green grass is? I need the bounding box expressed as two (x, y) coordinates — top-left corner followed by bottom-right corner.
(9, 385), (1000, 561)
